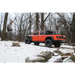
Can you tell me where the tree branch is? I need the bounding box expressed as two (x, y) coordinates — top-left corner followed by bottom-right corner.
(56, 13), (71, 25)
(44, 13), (51, 22)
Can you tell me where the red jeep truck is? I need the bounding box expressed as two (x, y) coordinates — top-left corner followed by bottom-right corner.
(25, 30), (66, 47)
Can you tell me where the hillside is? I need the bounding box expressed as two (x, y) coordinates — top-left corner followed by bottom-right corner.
(0, 41), (75, 63)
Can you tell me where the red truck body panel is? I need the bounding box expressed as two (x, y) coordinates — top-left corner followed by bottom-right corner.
(30, 31), (66, 42)
(25, 30), (66, 47)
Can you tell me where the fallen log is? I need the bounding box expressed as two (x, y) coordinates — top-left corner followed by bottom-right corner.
(12, 41), (20, 47)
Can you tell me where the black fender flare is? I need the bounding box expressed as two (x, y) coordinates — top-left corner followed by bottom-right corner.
(45, 36), (54, 41)
(27, 36), (32, 42)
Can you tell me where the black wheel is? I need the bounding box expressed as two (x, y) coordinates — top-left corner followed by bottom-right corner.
(54, 43), (61, 47)
(25, 38), (31, 44)
(45, 39), (52, 47)
(34, 42), (39, 45)
(34, 42), (36, 45)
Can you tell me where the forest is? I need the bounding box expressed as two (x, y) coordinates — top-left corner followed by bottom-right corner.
(0, 12), (75, 44)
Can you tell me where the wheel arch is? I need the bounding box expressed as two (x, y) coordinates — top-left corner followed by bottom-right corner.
(27, 36), (32, 42)
(45, 37), (54, 42)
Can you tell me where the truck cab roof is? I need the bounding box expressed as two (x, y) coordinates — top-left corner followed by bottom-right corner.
(33, 30), (56, 35)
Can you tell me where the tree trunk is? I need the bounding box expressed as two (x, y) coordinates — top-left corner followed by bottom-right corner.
(19, 14), (23, 41)
(36, 13), (39, 30)
(23, 24), (24, 41)
(20, 23), (21, 41)
(0, 24), (1, 37)
(41, 13), (50, 30)
(2, 13), (8, 40)
(71, 13), (75, 43)
(29, 13), (31, 34)
(41, 13), (44, 30)
(14, 23), (16, 41)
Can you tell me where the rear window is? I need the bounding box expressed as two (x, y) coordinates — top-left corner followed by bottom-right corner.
(45, 31), (56, 35)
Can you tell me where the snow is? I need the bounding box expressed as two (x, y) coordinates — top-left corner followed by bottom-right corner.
(63, 57), (73, 63)
(48, 55), (62, 63)
(0, 41), (75, 63)
(59, 49), (74, 54)
(61, 44), (73, 48)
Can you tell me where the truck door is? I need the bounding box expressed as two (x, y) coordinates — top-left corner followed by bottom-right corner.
(32, 31), (39, 41)
(39, 31), (45, 41)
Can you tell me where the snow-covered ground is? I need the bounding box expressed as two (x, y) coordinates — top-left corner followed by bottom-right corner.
(0, 41), (75, 63)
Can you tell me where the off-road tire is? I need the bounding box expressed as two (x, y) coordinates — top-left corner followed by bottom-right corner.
(45, 39), (52, 47)
(25, 38), (31, 44)
(54, 43), (61, 47)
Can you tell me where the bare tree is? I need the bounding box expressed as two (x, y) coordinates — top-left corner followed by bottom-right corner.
(41, 13), (44, 30)
(29, 13), (32, 35)
(41, 13), (50, 30)
(36, 13), (39, 30)
(0, 13), (4, 37)
(70, 13), (75, 43)
(13, 13), (31, 41)
(2, 13), (8, 40)
(56, 13), (73, 43)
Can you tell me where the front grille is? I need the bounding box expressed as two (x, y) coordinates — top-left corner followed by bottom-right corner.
(59, 36), (63, 39)
(59, 36), (66, 39)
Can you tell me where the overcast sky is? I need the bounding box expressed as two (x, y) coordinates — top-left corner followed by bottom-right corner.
(9, 13), (16, 20)
(9, 9), (70, 18)
(0, 9), (72, 23)
(0, 9), (72, 32)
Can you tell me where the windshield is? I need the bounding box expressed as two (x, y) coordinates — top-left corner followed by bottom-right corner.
(53, 31), (56, 34)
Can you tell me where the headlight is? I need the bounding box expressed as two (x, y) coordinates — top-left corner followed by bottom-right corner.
(56, 36), (59, 38)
